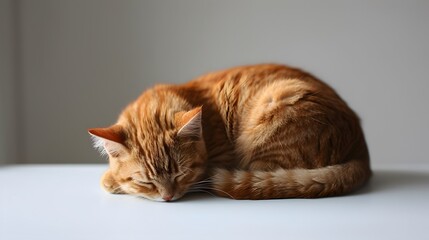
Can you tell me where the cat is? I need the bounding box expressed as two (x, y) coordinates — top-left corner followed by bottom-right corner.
(88, 64), (371, 201)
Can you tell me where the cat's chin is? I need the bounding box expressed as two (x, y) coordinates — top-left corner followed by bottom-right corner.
(151, 194), (185, 202)
(135, 194), (180, 202)
(149, 197), (165, 202)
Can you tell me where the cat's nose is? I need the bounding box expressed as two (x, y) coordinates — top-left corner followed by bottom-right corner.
(162, 195), (173, 202)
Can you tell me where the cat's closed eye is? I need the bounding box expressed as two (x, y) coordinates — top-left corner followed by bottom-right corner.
(174, 173), (186, 182)
(133, 179), (155, 188)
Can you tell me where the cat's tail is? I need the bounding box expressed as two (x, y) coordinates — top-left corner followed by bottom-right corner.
(210, 160), (371, 199)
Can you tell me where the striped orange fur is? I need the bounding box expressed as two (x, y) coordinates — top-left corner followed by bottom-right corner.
(89, 64), (371, 201)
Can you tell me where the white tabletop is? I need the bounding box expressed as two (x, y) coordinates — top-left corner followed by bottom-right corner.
(1, 164), (428, 240)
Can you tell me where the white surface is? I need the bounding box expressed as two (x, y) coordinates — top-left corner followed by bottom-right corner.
(1, 164), (429, 240)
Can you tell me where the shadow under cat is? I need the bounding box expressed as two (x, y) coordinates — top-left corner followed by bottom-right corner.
(354, 169), (429, 196)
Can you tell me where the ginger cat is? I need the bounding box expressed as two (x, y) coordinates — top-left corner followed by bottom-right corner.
(89, 64), (371, 201)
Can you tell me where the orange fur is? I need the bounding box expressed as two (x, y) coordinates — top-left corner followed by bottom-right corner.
(89, 64), (371, 201)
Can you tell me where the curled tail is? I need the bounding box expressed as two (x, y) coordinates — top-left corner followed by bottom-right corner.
(211, 160), (371, 199)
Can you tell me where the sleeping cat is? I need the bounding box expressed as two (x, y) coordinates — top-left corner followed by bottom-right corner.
(89, 64), (371, 201)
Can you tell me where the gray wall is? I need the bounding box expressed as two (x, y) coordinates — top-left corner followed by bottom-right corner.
(3, 0), (429, 164)
(0, 0), (17, 165)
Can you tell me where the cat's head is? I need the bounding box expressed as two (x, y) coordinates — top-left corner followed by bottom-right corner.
(88, 106), (207, 202)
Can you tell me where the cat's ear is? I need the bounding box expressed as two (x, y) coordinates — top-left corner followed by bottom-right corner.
(88, 125), (128, 158)
(176, 107), (203, 139)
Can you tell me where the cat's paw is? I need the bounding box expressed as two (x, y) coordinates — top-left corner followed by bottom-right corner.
(101, 170), (124, 194)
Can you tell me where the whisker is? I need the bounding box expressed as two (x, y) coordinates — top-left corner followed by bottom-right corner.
(204, 187), (236, 200)
(188, 185), (236, 200)
(193, 180), (213, 184)
(194, 176), (213, 183)
(186, 189), (217, 198)
(189, 186), (211, 190)
(189, 183), (212, 188)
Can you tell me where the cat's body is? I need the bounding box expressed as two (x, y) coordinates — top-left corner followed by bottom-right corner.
(89, 64), (371, 201)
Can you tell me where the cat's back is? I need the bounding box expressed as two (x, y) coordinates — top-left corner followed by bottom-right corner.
(185, 63), (349, 129)
(183, 64), (367, 168)
(189, 63), (321, 88)
(187, 64), (339, 104)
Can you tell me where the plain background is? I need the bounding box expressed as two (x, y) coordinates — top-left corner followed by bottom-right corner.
(1, 0), (428, 165)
